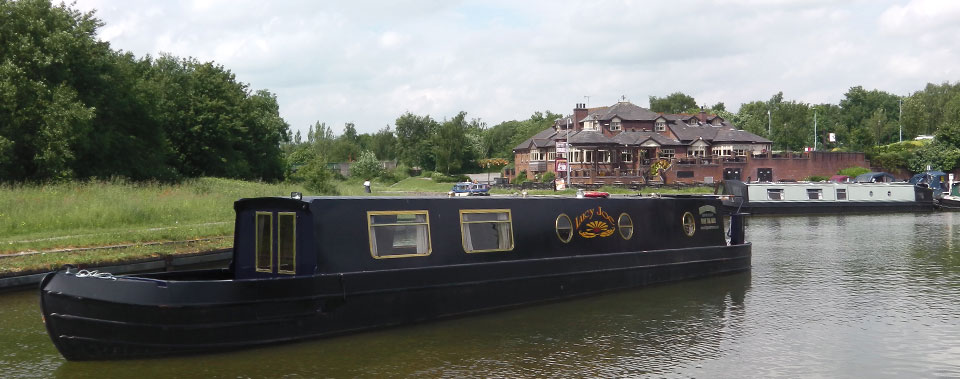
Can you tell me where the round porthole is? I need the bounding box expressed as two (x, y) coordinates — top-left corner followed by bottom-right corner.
(681, 212), (696, 237)
(887, 191), (892, 197)
(556, 214), (573, 243)
(618, 213), (634, 240)
(869, 191), (874, 197)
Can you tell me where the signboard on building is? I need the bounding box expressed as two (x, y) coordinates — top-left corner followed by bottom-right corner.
(555, 158), (568, 172)
(555, 141), (567, 154)
(828, 133), (836, 142)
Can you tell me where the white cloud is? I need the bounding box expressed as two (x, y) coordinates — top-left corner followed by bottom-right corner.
(68, 0), (959, 137)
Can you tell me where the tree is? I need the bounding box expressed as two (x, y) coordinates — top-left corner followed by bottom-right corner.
(432, 112), (472, 174)
(394, 112), (437, 170)
(350, 150), (384, 180)
(649, 92), (697, 114)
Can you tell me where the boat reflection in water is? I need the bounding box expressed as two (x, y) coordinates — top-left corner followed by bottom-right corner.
(40, 194), (750, 361)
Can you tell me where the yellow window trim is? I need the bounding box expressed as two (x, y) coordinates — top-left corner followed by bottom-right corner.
(255, 211), (273, 273)
(367, 210), (432, 259)
(277, 212), (296, 275)
(682, 211), (696, 237)
(556, 213), (573, 243)
(618, 212), (634, 240)
(459, 209), (515, 253)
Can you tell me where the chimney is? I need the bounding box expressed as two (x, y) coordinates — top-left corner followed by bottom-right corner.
(574, 103), (588, 131)
(698, 106), (707, 123)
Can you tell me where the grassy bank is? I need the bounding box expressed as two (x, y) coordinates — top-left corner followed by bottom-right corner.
(0, 176), (713, 274)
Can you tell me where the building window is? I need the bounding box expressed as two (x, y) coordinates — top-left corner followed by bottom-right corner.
(460, 209), (514, 253)
(688, 118), (698, 126)
(712, 118), (722, 126)
(584, 121), (598, 131)
(584, 150), (594, 163)
(659, 148), (675, 160)
(571, 149), (583, 163)
(734, 149), (746, 157)
(618, 213), (633, 240)
(655, 120), (667, 132)
(556, 214), (573, 243)
(530, 149), (545, 161)
(367, 211), (432, 258)
(836, 188), (847, 200)
(677, 171), (694, 178)
(806, 188), (823, 200)
(767, 189), (784, 200)
(255, 212), (272, 273)
(547, 152), (556, 161)
(277, 212), (296, 274)
(691, 148), (706, 157)
(598, 150), (611, 163)
(621, 151), (633, 162)
(611, 120), (622, 131)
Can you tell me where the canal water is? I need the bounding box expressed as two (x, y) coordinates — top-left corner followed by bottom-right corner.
(1, 212), (958, 378)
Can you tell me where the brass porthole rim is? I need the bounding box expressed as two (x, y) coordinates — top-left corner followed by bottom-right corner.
(618, 212), (633, 240)
(681, 211), (696, 237)
(556, 213), (573, 243)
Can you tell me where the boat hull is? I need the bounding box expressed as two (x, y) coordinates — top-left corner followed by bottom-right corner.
(41, 243), (750, 361)
(722, 200), (937, 215)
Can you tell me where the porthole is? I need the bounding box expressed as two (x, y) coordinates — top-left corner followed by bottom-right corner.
(887, 191), (892, 197)
(681, 212), (696, 237)
(869, 191), (874, 197)
(556, 214), (573, 243)
(618, 213), (634, 240)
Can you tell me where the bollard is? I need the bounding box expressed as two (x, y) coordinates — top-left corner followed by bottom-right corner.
(730, 213), (746, 245)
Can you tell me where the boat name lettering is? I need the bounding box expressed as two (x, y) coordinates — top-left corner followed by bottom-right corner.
(699, 205), (719, 230)
(576, 206), (616, 239)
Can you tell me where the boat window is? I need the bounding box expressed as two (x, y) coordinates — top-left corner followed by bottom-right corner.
(367, 211), (432, 258)
(556, 214), (573, 243)
(682, 212), (696, 237)
(255, 212), (272, 272)
(807, 188), (823, 200)
(837, 188), (847, 200)
(460, 210), (514, 253)
(887, 191), (892, 197)
(767, 189), (784, 200)
(618, 213), (634, 240)
(277, 212), (296, 274)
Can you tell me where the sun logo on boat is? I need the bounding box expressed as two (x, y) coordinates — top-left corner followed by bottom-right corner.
(580, 220), (615, 238)
(575, 206), (616, 239)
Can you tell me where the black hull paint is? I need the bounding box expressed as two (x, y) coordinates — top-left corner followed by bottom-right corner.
(41, 243), (750, 361)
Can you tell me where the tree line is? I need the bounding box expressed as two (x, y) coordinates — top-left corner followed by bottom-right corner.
(0, 0), (289, 182)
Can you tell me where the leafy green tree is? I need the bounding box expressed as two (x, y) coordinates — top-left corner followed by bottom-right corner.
(838, 86), (901, 150)
(350, 150), (384, 180)
(432, 112), (472, 174)
(395, 112), (438, 170)
(908, 141), (960, 172)
(649, 92), (697, 114)
(369, 126), (397, 161)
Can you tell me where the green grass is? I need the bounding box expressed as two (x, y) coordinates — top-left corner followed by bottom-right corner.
(0, 178), (306, 255)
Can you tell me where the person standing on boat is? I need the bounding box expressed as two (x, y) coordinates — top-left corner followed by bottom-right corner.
(363, 180), (371, 193)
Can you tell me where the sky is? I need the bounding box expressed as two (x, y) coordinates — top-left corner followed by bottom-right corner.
(70, 0), (960, 137)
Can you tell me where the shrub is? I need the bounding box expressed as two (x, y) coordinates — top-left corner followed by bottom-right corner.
(349, 150), (384, 181)
(513, 170), (528, 185)
(837, 166), (870, 178)
(541, 171), (556, 183)
(806, 175), (829, 182)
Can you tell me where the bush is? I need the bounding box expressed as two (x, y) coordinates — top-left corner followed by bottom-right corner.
(350, 150), (384, 182)
(806, 175), (829, 182)
(541, 171), (556, 183)
(837, 166), (870, 178)
(513, 170), (528, 185)
(429, 172), (468, 183)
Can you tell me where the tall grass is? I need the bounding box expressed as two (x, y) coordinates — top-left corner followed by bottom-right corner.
(0, 178), (306, 254)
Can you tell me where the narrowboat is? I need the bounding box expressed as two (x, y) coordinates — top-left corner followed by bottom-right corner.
(720, 180), (937, 215)
(40, 194), (751, 361)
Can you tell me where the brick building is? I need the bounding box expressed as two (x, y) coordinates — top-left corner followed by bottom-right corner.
(509, 101), (869, 185)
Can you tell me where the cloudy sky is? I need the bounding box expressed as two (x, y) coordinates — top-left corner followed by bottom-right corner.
(70, 0), (959, 136)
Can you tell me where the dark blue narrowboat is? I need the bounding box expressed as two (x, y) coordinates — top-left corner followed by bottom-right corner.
(451, 182), (490, 196)
(40, 194), (751, 360)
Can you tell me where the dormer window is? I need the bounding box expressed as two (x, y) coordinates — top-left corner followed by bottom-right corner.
(711, 118), (722, 126)
(688, 118), (698, 126)
(611, 120), (622, 131)
(655, 119), (667, 132)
